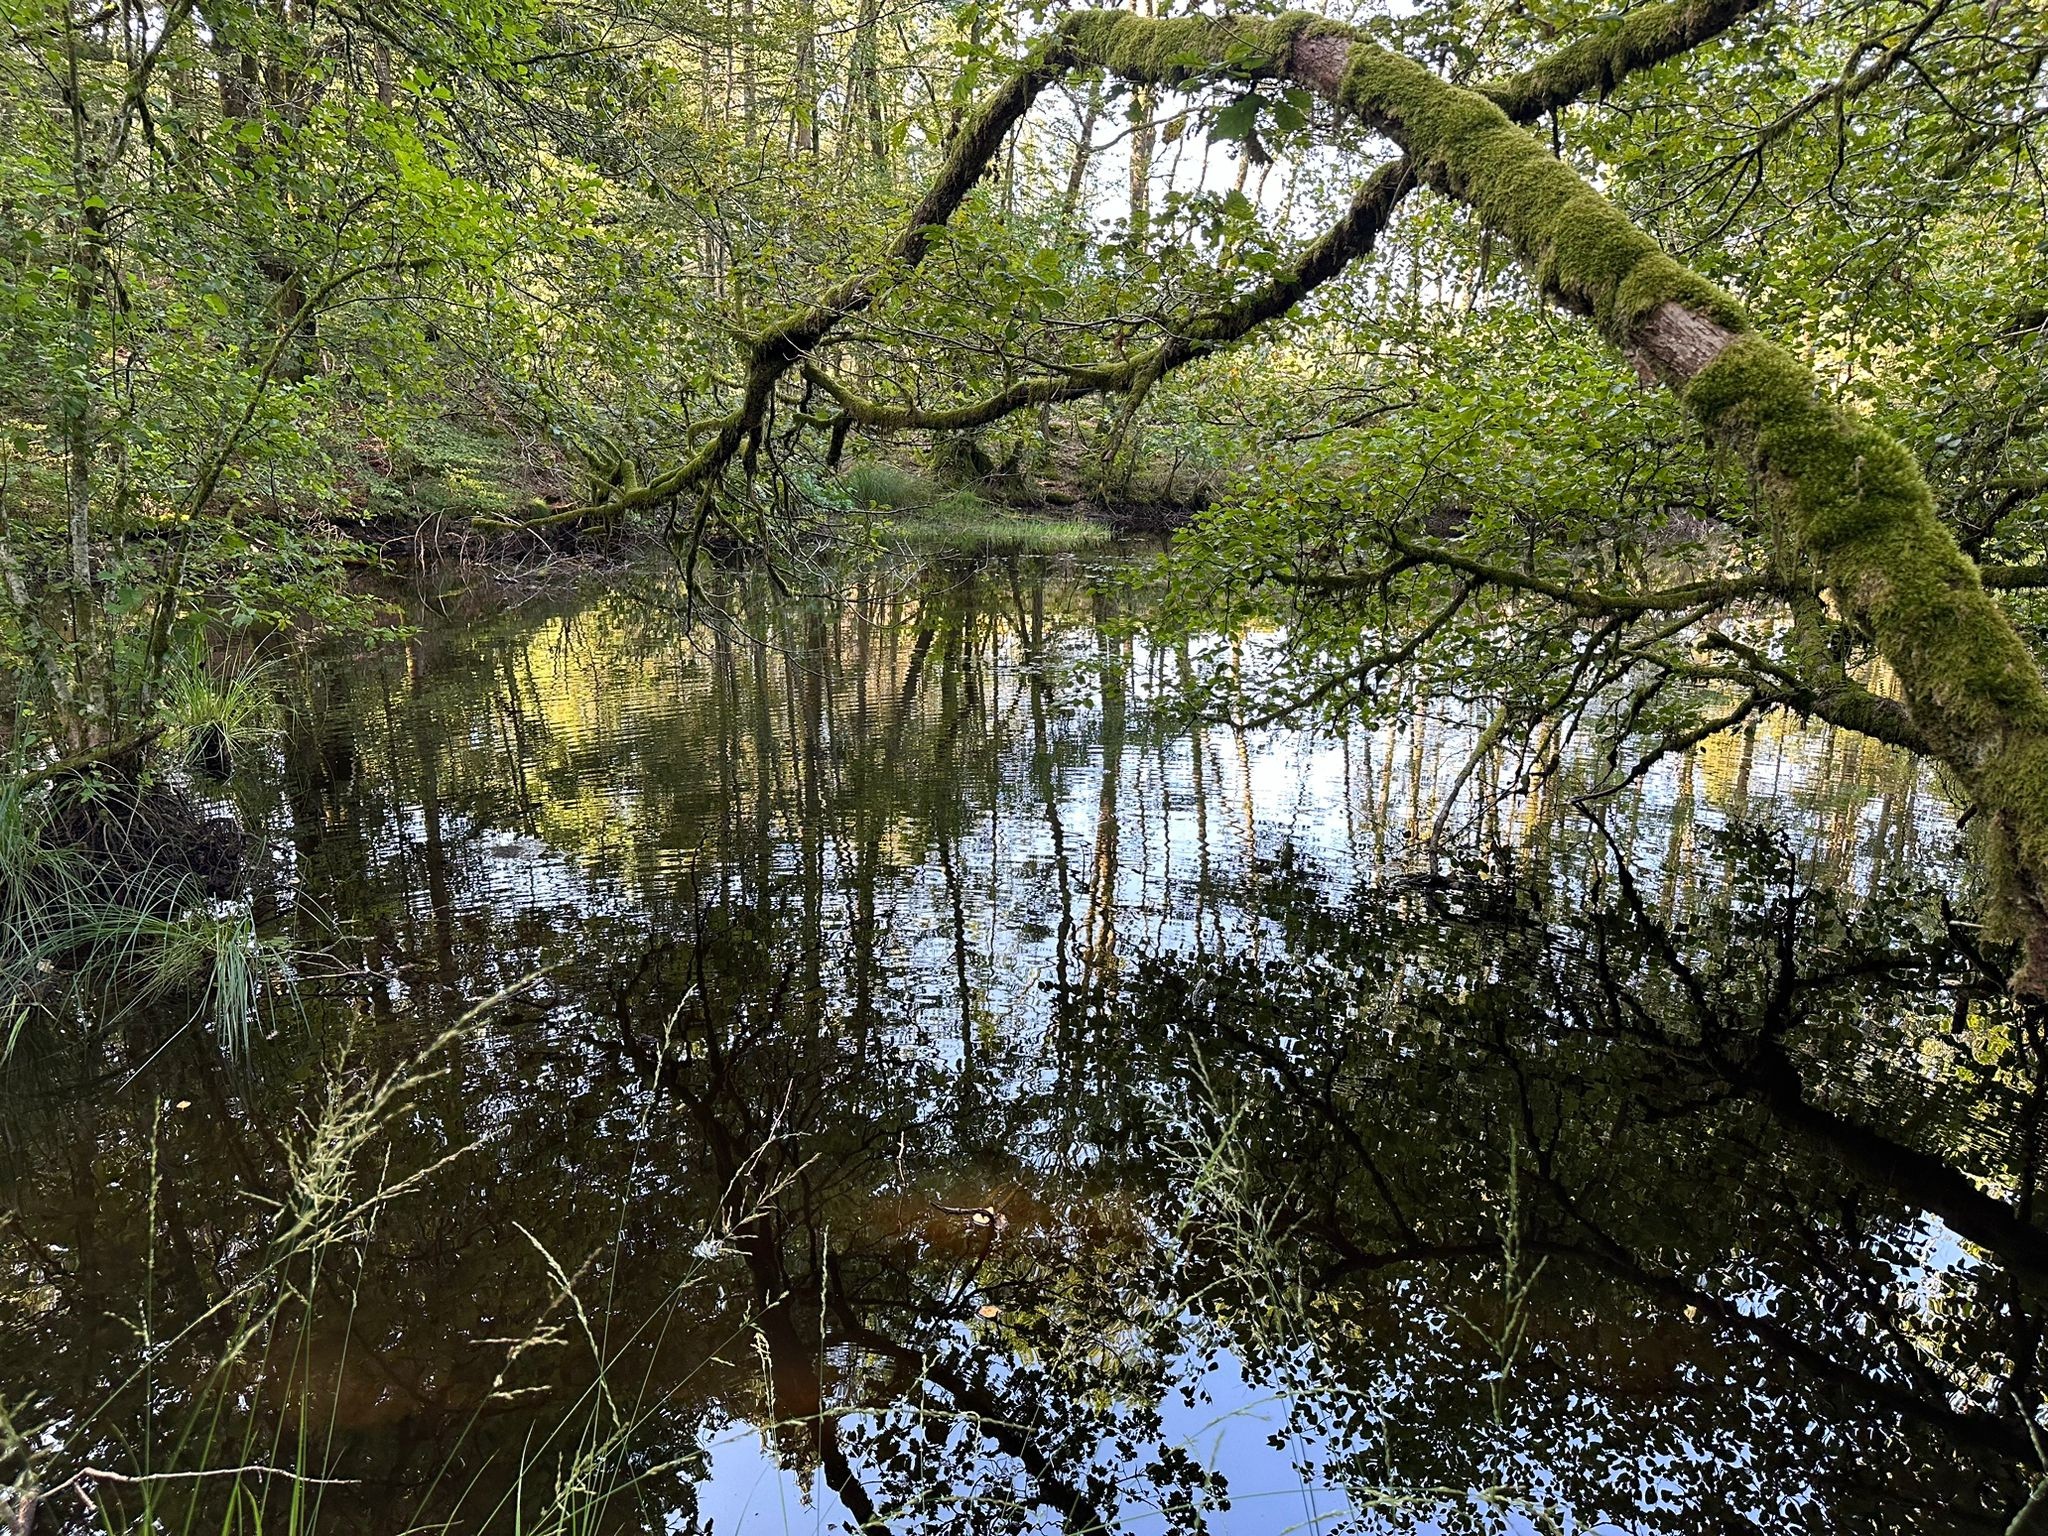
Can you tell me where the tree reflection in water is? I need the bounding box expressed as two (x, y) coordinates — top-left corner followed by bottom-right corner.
(0, 554), (2036, 1534)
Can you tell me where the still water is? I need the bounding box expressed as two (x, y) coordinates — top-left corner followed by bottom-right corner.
(2, 552), (2039, 1533)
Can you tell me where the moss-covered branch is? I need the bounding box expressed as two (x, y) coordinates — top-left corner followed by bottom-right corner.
(803, 355), (1129, 432)
(1065, 2), (2048, 978)
(1700, 604), (1935, 758)
(810, 0), (1765, 438)
(582, 38), (1077, 518)
(1983, 563), (2048, 591)
(1476, 0), (1768, 121)
(803, 158), (1413, 433)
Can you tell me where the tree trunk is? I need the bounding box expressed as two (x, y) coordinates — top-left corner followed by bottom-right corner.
(1061, 82), (1102, 225)
(1127, 81), (1154, 243)
(842, 0), (888, 171)
(791, 0), (818, 155)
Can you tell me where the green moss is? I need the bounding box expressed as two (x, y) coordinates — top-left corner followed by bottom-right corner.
(1058, 12), (1307, 85)
(1687, 335), (2048, 870)
(1328, 39), (1751, 343)
(1614, 254), (1734, 336)
(1483, 0), (1758, 119)
(1986, 737), (2048, 891)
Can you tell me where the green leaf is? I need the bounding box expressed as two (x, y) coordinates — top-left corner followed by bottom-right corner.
(1210, 95), (1259, 144)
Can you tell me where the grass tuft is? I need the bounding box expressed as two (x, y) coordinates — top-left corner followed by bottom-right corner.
(0, 776), (281, 1058)
(156, 652), (279, 781)
(837, 458), (946, 511)
(890, 490), (1112, 554)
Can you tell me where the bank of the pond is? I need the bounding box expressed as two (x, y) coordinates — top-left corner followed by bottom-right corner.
(333, 421), (1181, 568)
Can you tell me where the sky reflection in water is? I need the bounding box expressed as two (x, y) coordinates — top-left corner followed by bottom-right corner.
(1, 553), (2030, 1536)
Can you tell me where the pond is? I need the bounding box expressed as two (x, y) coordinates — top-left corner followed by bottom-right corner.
(2, 550), (2039, 1534)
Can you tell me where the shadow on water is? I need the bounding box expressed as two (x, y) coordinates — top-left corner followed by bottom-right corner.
(3, 551), (2044, 1533)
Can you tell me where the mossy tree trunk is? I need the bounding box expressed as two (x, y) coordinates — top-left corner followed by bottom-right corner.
(1059, 8), (2048, 983)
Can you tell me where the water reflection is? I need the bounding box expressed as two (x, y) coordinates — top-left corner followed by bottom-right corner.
(1, 554), (2038, 1534)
